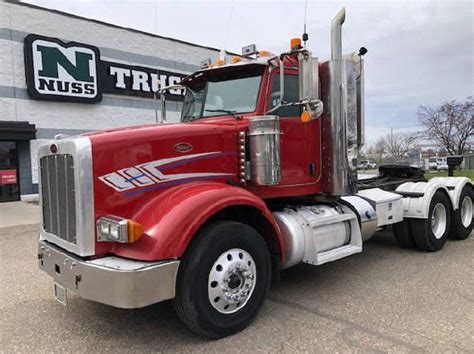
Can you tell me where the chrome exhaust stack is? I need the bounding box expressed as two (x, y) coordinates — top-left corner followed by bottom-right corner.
(320, 7), (359, 196)
(331, 8), (345, 60)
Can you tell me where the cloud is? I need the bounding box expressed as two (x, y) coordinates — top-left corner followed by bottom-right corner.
(22, 0), (474, 143)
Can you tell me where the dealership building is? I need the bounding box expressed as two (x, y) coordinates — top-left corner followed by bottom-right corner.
(0, 1), (221, 202)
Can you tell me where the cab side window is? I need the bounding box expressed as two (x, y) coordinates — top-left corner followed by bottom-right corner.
(270, 74), (300, 117)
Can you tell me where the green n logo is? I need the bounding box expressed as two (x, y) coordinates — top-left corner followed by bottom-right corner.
(37, 45), (94, 82)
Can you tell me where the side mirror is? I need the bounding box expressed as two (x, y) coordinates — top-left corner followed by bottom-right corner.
(157, 84), (187, 123)
(265, 56), (285, 115)
(298, 51), (322, 119)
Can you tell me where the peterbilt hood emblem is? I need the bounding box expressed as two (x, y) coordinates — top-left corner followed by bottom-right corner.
(174, 142), (193, 153)
(99, 151), (234, 194)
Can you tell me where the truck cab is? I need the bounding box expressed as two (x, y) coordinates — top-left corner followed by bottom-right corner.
(37, 8), (473, 338)
(177, 54), (324, 198)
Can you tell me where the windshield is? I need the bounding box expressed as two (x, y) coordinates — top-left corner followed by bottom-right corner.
(181, 67), (263, 122)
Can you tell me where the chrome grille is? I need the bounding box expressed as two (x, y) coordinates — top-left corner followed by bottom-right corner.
(40, 154), (76, 243)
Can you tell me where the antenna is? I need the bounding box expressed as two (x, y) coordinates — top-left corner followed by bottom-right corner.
(224, 0), (235, 54)
(302, 0), (308, 47)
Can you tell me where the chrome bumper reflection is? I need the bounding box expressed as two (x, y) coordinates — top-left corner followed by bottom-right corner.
(38, 240), (179, 309)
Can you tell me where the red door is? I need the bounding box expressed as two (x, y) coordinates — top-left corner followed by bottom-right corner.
(269, 72), (322, 187)
(0, 141), (20, 202)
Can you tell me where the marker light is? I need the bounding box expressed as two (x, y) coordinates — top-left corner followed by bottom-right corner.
(258, 50), (272, 57)
(300, 110), (311, 123)
(214, 58), (226, 66)
(97, 216), (143, 243)
(231, 56), (241, 63)
(128, 220), (143, 243)
(290, 37), (302, 50)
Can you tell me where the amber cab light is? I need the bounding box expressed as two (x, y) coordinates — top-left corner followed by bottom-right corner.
(290, 37), (302, 50)
(258, 50), (272, 57)
(300, 110), (311, 123)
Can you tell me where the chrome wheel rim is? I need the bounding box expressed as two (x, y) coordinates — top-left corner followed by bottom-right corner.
(431, 203), (447, 239)
(460, 195), (473, 228)
(208, 248), (256, 314)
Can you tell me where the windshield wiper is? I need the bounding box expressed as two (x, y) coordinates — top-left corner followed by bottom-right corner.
(205, 109), (240, 119)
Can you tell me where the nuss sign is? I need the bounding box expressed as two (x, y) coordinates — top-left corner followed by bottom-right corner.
(24, 34), (186, 104)
(24, 35), (101, 102)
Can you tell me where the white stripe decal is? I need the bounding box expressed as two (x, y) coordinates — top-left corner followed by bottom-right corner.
(98, 151), (233, 192)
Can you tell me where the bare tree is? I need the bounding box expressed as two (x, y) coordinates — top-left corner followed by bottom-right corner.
(358, 143), (373, 160)
(373, 137), (386, 163)
(384, 131), (419, 160)
(365, 144), (374, 159)
(418, 97), (474, 155)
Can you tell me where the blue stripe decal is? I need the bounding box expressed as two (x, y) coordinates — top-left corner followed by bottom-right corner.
(124, 172), (147, 183)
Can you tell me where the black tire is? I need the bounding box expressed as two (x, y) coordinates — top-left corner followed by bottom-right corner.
(411, 190), (451, 252)
(174, 221), (271, 338)
(393, 219), (415, 248)
(449, 184), (473, 240)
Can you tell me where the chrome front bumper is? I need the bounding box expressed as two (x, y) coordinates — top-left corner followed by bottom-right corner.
(38, 240), (180, 309)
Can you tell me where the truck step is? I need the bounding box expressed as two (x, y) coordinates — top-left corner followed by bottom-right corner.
(305, 213), (357, 228)
(312, 244), (362, 266)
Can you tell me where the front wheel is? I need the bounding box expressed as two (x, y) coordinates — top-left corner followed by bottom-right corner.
(174, 221), (271, 338)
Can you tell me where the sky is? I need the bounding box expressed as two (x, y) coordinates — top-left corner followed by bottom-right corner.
(23, 0), (474, 144)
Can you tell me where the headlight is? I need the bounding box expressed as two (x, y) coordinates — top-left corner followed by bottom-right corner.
(96, 216), (143, 243)
(99, 222), (110, 235)
(109, 223), (120, 240)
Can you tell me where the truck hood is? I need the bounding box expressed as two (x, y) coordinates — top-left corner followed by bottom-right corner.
(86, 121), (226, 143)
(88, 120), (239, 208)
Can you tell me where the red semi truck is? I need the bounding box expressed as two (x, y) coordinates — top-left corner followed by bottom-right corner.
(38, 8), (473, 338)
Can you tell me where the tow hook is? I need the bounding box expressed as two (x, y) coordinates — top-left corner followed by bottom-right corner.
(75, 275), (82, 289)
(38, 250), (44, 266)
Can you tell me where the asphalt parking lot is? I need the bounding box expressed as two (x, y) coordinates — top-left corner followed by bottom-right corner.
(1, 224), (473, 352)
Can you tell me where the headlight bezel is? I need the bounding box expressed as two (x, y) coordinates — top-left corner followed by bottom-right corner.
(96, 216), (129, 243)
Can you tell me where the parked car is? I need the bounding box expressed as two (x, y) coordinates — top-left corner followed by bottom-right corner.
(428, 157), (438, 170)
(428, 157), (448, 171)
(437, 158), (448, 171)
(358, 160), (377, 170)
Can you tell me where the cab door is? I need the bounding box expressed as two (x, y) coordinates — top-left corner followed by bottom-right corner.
(268, 72), (321, 186)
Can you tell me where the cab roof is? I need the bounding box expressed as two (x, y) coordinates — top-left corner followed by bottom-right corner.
(181, 56), (272, 85)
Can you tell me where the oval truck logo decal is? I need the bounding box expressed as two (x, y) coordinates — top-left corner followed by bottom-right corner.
(174, 142), (193, 153)
(99, 151), (234, 193)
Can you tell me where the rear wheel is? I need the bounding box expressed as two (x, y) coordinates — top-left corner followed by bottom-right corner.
(174, 221), (271, 338)
(412, 190), (451, 252)
(449, 185), (473, 240)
